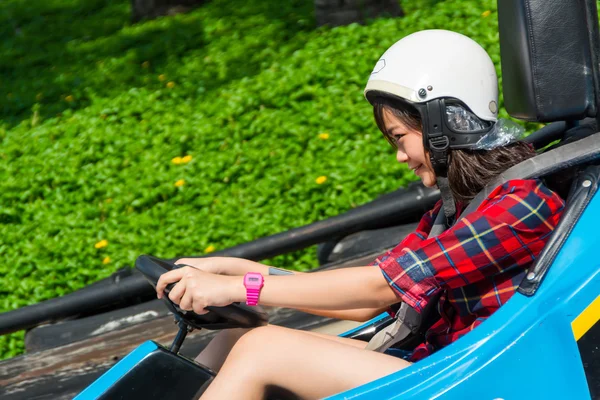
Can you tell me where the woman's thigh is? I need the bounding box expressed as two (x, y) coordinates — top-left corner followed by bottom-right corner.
(195, 324), (367, 373)
(214, 325), (411, 399)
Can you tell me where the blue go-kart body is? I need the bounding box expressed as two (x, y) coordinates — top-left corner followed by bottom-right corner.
(74, 184), (600, 399)
(76, 207), (600, 398)
(75, 0), (600, 398)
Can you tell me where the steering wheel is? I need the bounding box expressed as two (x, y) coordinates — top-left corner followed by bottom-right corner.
(135, 255), (268, 330)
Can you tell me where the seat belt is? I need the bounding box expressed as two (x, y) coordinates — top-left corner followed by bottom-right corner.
(365, 303), (421, 352)
(366, 132), (600, 353)
(366, 211), (446, 352)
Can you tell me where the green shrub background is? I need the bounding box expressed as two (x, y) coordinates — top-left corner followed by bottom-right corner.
(0, 0), (518, 359)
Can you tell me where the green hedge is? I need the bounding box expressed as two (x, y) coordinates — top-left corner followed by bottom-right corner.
(0, 0), (515, 359)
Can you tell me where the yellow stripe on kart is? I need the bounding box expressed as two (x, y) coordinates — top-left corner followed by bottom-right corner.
(572, 294), (600, 341)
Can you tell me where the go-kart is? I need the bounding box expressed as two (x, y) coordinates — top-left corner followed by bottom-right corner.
(74, 0), (600, 398)
(2, 0), (600, 399)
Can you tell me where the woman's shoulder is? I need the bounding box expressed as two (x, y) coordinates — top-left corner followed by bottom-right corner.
(479, 178), (565, 215)
(485, 178), (561, 200)
(423, 179), (564, 227)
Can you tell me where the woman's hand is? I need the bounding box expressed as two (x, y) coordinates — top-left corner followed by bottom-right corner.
(174, 257), (270, 276)
(156, 266), (244, 314)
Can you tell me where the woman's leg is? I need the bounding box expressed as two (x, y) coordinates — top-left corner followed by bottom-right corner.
(195, 325), (368, 372)
(200, 325), (411, 400)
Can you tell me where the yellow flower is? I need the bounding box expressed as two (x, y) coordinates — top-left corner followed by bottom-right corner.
(166, 81), (175, 89)
(171, 156), (183, 165)
(158, 74), (167, 81)
(175, 179), (185, 187)
(142, 61), (150, 68)
(204, 245), (216, 253)
(481, 10), (492, 17)
(181, 155), (192, 163)
(315, 176), (327, 185)
(95, 239), (108, 249)
(105, 198), (113, 203)
(65, 95), (74, 102)
(102, 256), (111, 264)
(318, 132), (330, 140)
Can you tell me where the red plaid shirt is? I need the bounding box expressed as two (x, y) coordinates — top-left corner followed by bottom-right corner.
(371, 179), (565, 361)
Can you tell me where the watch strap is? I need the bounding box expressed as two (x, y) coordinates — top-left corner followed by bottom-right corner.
(246, 290), (260, 306)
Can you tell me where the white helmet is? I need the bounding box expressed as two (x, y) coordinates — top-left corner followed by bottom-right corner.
(364, 30), (500, 220)
(365, 29), (498, 122)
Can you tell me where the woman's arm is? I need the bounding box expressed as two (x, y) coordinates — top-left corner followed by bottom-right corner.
(156, 265), (399, 313)
(175, 257), (393, 320)
(252, 267), (398, 310)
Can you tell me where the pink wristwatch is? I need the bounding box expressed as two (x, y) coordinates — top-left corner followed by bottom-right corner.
(243, 272), (264, 306)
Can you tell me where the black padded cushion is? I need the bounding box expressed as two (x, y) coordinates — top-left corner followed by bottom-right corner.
(498, 0), (598, 122)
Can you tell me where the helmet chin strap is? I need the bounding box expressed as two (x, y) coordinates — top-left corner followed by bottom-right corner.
(436, 176), (457, 222)
(422, 100), (457, 224)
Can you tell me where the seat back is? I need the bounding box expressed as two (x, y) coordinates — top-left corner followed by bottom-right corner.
(498, 0), (600, 123)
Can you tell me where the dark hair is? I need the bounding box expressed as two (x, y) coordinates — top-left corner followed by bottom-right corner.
(372, 97), (422, 147)
(372, 98), (536, 203)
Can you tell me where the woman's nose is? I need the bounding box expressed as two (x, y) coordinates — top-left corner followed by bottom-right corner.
(396, 149), (408, 163)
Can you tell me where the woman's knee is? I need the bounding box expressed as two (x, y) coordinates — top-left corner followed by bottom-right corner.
(228, 325), (296, 363)
(232, 325), (274, 347)
(219, 326), (289, 381)
(225, 326), (273, 357)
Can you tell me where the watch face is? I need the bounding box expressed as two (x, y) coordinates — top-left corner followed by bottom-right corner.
(244, 273), (263, 287)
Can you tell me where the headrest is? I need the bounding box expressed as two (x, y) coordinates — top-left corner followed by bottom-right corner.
(498, 0), (599, 122)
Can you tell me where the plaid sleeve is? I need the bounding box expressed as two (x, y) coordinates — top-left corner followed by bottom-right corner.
(375, 179), (564, 313)
(368, 201), (441, 317)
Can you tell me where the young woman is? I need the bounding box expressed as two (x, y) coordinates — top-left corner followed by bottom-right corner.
(156, 30), (565, 399)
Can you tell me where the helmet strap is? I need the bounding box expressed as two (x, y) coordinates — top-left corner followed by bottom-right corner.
(437, 176), (457, 221)
(422, 99), (457, 222)
(423, 100), (450, 177)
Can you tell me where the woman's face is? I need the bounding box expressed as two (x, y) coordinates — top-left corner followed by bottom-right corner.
(382, 107), (437, 187)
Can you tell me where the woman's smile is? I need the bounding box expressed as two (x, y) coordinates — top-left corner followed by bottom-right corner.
(410, 164), (422, 174)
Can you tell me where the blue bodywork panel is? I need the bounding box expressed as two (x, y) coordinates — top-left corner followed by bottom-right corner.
(327, 190), (600, 399)
(74, 341), (158, 400)
(339, 313), (389, 338)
